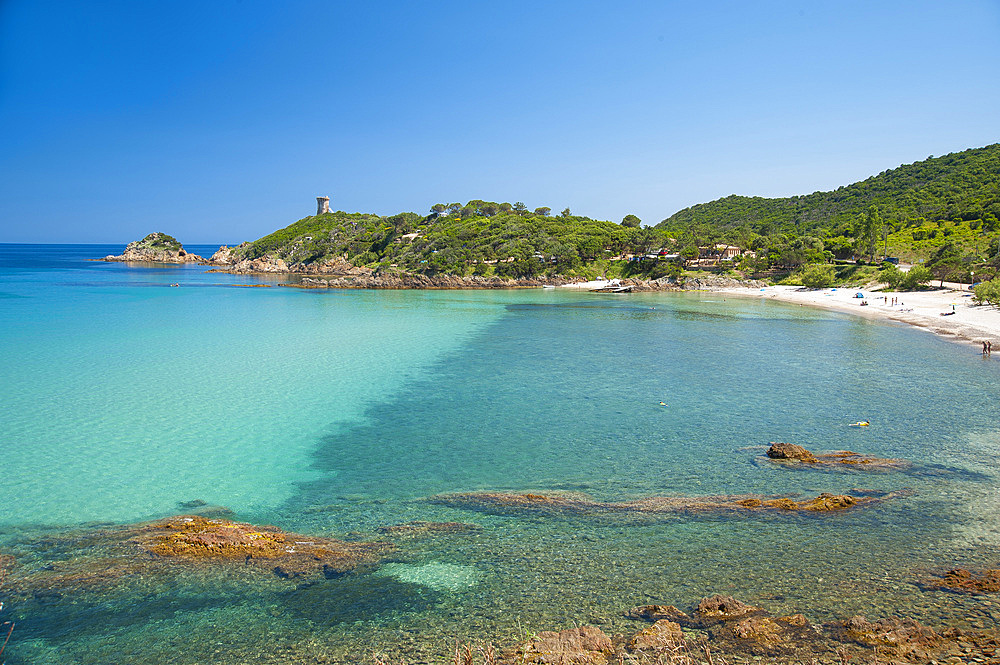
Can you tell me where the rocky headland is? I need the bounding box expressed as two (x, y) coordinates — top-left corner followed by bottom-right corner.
(101, 234), (767, 292)
(100, 232), (204, 263)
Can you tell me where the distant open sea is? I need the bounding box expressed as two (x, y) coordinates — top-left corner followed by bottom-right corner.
(1, 243), (999, 663)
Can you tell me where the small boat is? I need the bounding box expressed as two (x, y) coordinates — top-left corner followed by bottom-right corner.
(589, 280), (632, 293)
(848, 421), (870, 427)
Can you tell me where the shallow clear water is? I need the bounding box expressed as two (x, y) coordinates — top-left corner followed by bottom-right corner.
(1, 244), (999, 663)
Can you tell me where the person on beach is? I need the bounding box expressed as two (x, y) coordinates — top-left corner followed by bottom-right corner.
(984, 341), (988, 355)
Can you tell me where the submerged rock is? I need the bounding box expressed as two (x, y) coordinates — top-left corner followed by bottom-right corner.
(766, 442), (907, 470)
(626, 604), (691, 623)
(621, 595), (982, 662)
(135, 515), (391, 578)
(3, 515), (394, 596)
(927, 568), (1000, 594)
(0, 552), (14, 577)
(100, 233), (204, 263)
(694, 594), (765, 625)
(376, 521), (481, 537)
(431, 489), (895, 517)
(627, 620), (685, 652)
(743, 492), (859, 511)
(520, 626), (614, 664)
(831, 615), (941, 661)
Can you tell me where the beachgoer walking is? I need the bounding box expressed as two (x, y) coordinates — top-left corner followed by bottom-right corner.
(983, 341), (988, 355)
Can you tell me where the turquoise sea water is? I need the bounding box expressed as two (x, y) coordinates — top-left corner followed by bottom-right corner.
(1, 244), (999, 663)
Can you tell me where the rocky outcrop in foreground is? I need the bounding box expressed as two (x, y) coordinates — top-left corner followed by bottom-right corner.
(766, 442), (908, 470)
(430, 489), (900, 516)
(2, 514), (393, 596)
(101, 232), (203, 263)
(134, 515), (391, 579)
(513, 594), (992, 664)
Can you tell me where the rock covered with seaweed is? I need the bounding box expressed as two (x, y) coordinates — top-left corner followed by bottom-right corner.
(430, 489), (902, 517)
(508, 594), (992, 664)
(2, 514), (394, 597)
(766, 442), (908, 470)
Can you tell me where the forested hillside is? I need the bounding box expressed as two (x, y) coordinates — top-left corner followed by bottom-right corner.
(656, 145), (1000, 261)
(228, 145), (1000, 282)
(232, 203), (660, 279)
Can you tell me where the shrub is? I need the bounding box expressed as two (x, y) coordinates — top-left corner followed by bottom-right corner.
(900, 265), (932, 290)
(800, 264), (836, 288)
(973, 280), (1000, 306)
(879, 263), (903, 289)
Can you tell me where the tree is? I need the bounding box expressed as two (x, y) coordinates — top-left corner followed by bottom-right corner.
(621, 214), (641, 228)
(900, 265), (932, 290)
(430, 203), (446, 215)
(561, 208), (571, 218)
(534, 207), (551, 216)
(879, 263), (903, 289)
(857, 205), (883, 263)
(926, 242), (965, 286)
(680, 243), (700, 262)
(800, 264), (836, 288)
(513, 202), (528, 213)
(973, 280), (1000, 306)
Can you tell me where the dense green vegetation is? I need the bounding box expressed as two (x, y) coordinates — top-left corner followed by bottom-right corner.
(232, 145), (1000, 287)
(139, 232), (183, 252)
(657, 144), (1000, 270)
(973, 280), (1000, 306)
(233, 203), (664, 279)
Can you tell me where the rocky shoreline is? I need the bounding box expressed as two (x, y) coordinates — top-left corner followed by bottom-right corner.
(200, 243), (762, 291)
(3, 510), (999, 664)
(501, 593), (1000, 665)
(280, 273), (764, 291)
(97, 237), (766, 291)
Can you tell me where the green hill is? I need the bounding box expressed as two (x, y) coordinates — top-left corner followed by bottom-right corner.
(229, 144), (1000, 282)
(232, 204), (660, 279)
(656, 144), (1000, 262)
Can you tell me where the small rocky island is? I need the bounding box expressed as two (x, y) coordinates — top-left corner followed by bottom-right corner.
(101, 232), (204, 263)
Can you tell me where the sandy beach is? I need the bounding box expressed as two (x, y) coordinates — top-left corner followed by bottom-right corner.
(717, 282), (1000, 349)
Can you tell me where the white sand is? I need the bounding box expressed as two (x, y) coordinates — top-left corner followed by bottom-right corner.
(716, 282), (1000, 348)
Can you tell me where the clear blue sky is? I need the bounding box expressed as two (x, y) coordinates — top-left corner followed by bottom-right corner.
(1, 0), (998, 244)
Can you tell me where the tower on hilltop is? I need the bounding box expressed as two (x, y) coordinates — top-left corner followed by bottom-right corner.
(316, 196), (331, 215)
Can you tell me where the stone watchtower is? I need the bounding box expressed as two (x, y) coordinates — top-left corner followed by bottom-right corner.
(316, 196), (331, 215)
